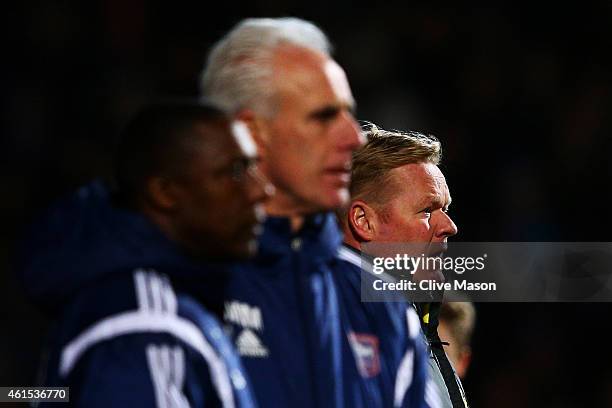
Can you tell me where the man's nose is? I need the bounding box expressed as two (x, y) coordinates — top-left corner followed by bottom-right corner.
(435, 210), (458, 239)
(336, 110), (364, 151)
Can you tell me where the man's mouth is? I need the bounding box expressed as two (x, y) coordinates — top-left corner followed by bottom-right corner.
(426, 241), (448, 258)
(324, 163), (352, 184)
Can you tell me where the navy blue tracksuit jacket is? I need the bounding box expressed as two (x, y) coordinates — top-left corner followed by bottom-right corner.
(221, 214), (434, 407)
(16, 182), (256, 407)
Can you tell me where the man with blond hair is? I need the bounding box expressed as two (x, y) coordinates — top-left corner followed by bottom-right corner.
(336, 123), (469, 408)
(201, 18), (431, 408)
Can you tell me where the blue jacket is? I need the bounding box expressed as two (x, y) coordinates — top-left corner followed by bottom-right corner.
(15, 181), (256, 407)
(221, 214), (432, 407)
(335, 245), (442, 408)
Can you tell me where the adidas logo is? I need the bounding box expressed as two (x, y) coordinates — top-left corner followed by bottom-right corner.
(236, 329), (269, 358)
(224, 301), (263, 331)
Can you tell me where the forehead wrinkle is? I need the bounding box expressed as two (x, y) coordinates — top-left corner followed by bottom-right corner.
(323, 60), (355, 109)
(273, 45), (325, 91)
(274, 46), (354, 113)
(434, 173), (452, 207)
(423, 163), (451, 205)
(416, 173), (448, 210)
(274, 67), (326, 115)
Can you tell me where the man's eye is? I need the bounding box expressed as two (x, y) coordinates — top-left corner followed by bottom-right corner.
(420, 208), (432, 218)
(311, 107), (339, 123)
(229, 159), (259, 182)
(230, 160), (248, 181)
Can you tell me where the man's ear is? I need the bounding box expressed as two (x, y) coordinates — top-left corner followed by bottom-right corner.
(456, 347), (472, 379)
(348, 200), (379, 242)
(146, 176), (179, 211)
(235, 109), (269, 152)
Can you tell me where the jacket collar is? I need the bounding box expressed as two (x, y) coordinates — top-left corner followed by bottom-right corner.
(256, 213), (342, 262)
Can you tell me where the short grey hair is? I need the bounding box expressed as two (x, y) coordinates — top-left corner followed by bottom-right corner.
(200, 17), (332, 116)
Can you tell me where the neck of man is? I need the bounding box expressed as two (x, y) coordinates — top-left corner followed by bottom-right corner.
(264, 189), (312, 232)
(141, 205), (193, 255)
(341, 224), (362, 252)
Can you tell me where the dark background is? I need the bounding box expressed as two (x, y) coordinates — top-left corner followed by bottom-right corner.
(3, 2), (612, 407)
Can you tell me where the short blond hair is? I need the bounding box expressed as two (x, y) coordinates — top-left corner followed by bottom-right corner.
(350, 122), (442, 205)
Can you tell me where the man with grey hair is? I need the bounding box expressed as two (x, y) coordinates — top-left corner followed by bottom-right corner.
(337, 123), (469, 408)
(201, 17), (360, 218)
(200, 18), (430, 408)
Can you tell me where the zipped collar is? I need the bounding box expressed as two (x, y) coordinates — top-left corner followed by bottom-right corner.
(256, 213), (342, 262)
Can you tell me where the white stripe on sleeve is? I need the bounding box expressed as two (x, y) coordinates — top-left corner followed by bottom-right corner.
(394, 348), (414, 407)
(60, 270), (235, 408)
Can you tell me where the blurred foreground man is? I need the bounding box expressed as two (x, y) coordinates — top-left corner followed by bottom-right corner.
(338, 124), (469, 408)
(17, 102), (270, 407)
(201, 18), (430, 407)
(438, 302), (476, 380)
